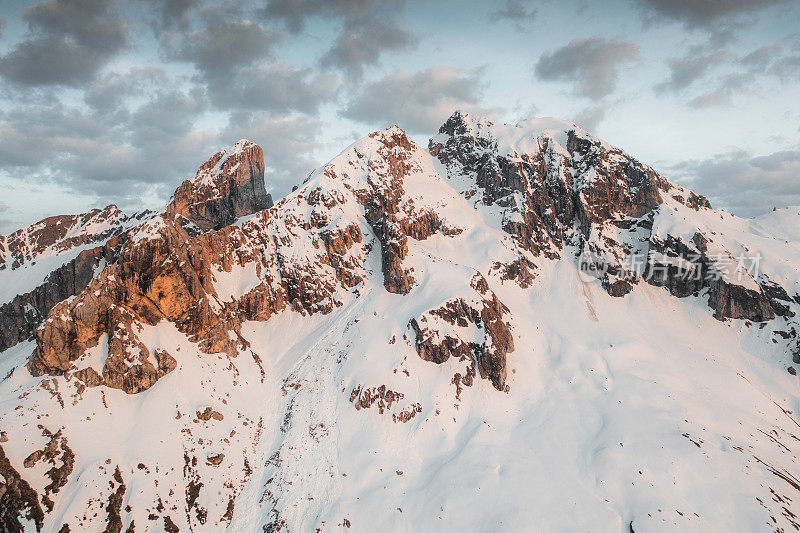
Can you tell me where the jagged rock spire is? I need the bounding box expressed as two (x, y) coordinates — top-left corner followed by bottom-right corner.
(165, 139), (273, 231)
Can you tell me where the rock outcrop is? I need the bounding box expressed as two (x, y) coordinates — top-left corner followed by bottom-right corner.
(646, 232), (777, 321)
(165, 139), (273, 231)
(431, 111), (783, 323)
(0, 236), (123, 352)
(708, 277), (775, 322)
(360, 128), (445, 294)
(26, 216), (240, 393)
(409, 275), (514, 391)
(0, 205), (135, 272)
(16, 140), (280, 391)
(0, 206), (146, 353)
(0, 443), (45, 532)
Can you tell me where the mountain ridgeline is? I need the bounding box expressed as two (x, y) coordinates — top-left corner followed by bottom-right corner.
(0, 112), (798, 532)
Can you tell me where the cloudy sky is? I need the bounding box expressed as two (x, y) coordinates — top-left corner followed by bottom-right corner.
(0, 0), (798, 232)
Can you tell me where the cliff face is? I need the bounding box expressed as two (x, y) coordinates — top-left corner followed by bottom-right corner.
(430, 111), (779, 321)
(26, 127), (468, 394)
(165, 139), (273, 231)
(0, 237), (121, 352)
(0, 140), (274, 356)
(1, 117), (799, 533)
(0, 206), (145, 353)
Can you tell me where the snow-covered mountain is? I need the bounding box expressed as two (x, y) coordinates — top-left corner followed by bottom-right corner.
(1, 112), (798, 532)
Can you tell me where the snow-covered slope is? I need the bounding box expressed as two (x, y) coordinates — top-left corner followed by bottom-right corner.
(0, 114), (798, 532)
(0, 205), (143, 307)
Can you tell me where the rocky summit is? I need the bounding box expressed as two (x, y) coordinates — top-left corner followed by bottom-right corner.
(0, 113), (799, 532)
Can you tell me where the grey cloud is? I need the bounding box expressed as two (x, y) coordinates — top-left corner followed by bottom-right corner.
(682, 44), (798, 107)
(670, 148), (800, 216)
(0, 85), (216, 210)
(173, 16), (282, 81)
(535, 36), (640, 100)
(0, 39), (109, 86)
(0, 203), (7, 212)
(208, 61), (340, 114)
(768, 54), (800, 81)
(261, 0), (379, 32)
(634, 0), (787, 28)
(221, 111), (324, 197)
(0, 0), (127, 86)
(319, 12), (415, 78)
(341, 65), (492, 134)
(687, 72), (749, 108)
(655, 51), (728, 93)
(572, 105), (607, 132)
(130, 88), (206, 143)
(490, 0), (537, 24)
(0, 18), (5, 39)
(687, 90), (731, 108)
(163, 8), (340, 113)
(263, 0), (414, 78)
(139, 0), (201, 31)
(737, 44), (800, 81)
(84, 74), (134, 112)
(0, 102), (109, 168)
(751, 150), (800, 171)
(25, 0), (127, 49)
(84, 67), (169, 114)
(741, 45), (782, 69)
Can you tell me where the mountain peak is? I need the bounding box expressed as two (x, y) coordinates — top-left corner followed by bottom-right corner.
(165, 139), (273, 231)
(438, 109), (490, 137)
(367, 124), (414, 148)
(2, 113), (799, 533)
(192, 139), (261, 192)
(436, 110), (602, 158)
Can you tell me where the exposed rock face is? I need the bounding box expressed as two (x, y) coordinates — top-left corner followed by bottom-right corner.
(645, 232), (777, 321)
(430, 111), (698, 257)
(760, 279), (796, 318)
(0, 237), (123, 352)
(21, 428), (74, 513)
(409, 274), (514, 391)
(27, 217), (238, 392)
(0, 205), (134, 272)
(0, 443), (45, 532)
(17, 140), (280, 391)
(360, 128), (445, 294)
(493, 256), (537, 288)
(0, 207), (146, 353)
(350, 384), (404, 413)
(348, 384), (422, 422)
(645, 235), (705, 298)
(431, 112), (561, 256)
(430, 111), (782, 322)
(708, 278), (775, 322)
(165, 139), (273, 231)
(104, 467), (126, 533)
